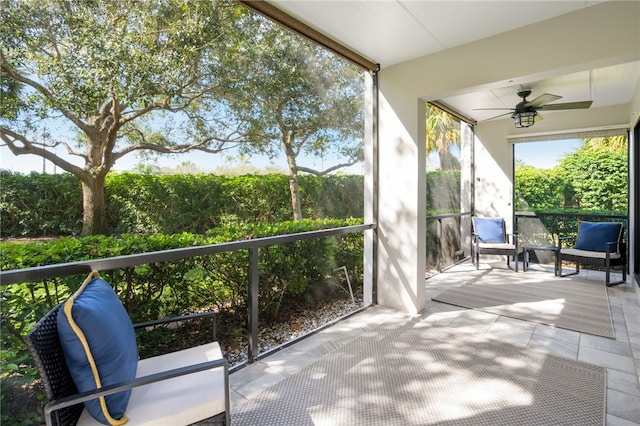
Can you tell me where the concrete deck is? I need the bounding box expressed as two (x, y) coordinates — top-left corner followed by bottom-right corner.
(228, 260), (640, 425)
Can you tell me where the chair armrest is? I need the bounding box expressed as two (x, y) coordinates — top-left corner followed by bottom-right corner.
(134, 311), (216, 340)
(44, 356), (229, 426)
(133, 310), (215, 328)
(605, 240), (626, 255)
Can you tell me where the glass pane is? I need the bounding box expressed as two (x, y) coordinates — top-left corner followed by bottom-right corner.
(425, 104), (469, 274)
(514, 136), (628, 266)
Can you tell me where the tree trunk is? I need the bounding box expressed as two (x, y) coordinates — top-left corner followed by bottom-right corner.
(288, 169), (303, 221)
(81, 174), (107, 236)
(283, 135), (303, 221)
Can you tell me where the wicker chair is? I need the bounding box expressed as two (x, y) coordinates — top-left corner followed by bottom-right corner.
(26, 305), (230, 426)
(472, 217), (521, 272)
(559, 221), (627, 286)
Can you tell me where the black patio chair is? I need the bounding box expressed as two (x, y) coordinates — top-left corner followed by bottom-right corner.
(559, 221), (627, 286)
(472, 216), (521, 271)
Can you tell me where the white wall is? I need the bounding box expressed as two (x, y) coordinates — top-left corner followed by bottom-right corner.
(629, 46), (640, 292)
(374, 1), (639, 313)
(473, 122), (514, 227)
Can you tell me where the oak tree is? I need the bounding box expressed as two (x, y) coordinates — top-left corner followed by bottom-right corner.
(220, 15), (365, 220)
(1, 0), (247, 235)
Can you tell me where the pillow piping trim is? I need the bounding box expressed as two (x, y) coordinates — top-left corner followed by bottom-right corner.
(64, 271), (128, 426)
(615, 222), (624, 254)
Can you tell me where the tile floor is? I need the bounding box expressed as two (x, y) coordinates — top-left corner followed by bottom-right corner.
(228, 260), (640, 425)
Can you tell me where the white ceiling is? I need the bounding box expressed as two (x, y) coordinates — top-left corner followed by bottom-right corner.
(270, 0), (640, 124)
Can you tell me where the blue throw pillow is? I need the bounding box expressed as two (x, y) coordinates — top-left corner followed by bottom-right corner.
(574, 222), (623, 253)
(473, 217), (505, 243)
(57, 273), (138, 425)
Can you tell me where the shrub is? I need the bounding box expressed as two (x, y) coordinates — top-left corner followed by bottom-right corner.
(1, 173), (365, 237)
(0, 173), (82, 237)
(1, 218), (365, 388)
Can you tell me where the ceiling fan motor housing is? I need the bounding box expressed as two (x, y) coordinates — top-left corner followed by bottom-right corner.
(513, 89), (537, 127)
(517, 89), (532, 99)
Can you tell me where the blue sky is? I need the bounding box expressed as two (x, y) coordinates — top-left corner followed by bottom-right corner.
(514, 139), (583, 169)
(1, 138), (581, 174)
(0, 144), (364, 175)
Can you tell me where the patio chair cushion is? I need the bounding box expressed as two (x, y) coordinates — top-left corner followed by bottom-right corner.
(472, 217), (505, 243)
(76, 342), (227, 426)
(561, 248), (622, 260)
(574, 221), (623, 253)
(57, 276), (138, 425)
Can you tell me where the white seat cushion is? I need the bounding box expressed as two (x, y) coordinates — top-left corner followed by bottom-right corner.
(561, 248), (621, 260)
(77, 342), (226, 426)
(478, 243), (516, 250)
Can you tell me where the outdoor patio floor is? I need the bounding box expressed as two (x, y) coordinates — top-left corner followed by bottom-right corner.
(227, 260), (640, 425)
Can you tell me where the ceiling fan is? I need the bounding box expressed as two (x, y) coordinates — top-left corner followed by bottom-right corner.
(476, 89), (593, 128)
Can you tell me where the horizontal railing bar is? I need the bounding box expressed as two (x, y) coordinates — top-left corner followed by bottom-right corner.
(0, 224), (375, 285)
(515, 211), (627, 220)
(426, 212), (472, 220)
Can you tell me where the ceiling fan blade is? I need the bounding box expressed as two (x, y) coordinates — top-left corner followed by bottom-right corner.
(525, 93), (562, 108)
(473, 107), (515, 111)
(538, 100), (593, 110)
(479, 111), (513, 122)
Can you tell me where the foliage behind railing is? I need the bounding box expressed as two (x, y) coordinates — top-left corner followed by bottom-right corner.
(426, 213), (471, 273)
(1, 219), (371, 426)
(1, 218), (368, 382)
(425, 169), (467, 273)
(515, 210), (628, 247)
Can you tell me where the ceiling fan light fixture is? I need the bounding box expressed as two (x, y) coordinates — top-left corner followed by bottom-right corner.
(512, 110), (537, 128)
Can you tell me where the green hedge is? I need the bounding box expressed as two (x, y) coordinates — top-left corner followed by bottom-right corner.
(426, 169), (460, 215)
(1, 218), (364, 369)
(1, 170), (467, 237)
(1, 217), (363, 317)
(0, 173), (365, 237)
(0, 173), (83, 237)
(0, 218), (365, 424)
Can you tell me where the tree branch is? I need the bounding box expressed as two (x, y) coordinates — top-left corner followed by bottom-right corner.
(0, 52), (90, 133)
(110, 140), (239, 164)
(0, 126), (88, 177)
(297, 160), (360, 176)
(119, 74), (220, 125)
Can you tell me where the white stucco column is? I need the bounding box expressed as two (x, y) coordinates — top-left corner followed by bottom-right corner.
(374, 85), (426, 314)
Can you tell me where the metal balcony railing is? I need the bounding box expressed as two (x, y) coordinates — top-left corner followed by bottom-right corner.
(426, 212), (472, 274)
(1, 223), (375, 371)
(515, 211), (628, 270)
(515, 211), (628, 245)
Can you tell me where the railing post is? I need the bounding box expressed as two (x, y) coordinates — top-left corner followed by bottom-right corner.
(248, 247), (259, 363)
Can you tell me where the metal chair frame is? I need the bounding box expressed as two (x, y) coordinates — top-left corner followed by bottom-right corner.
(559, 225), (627, 286)
(471, 217), (521, 272)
